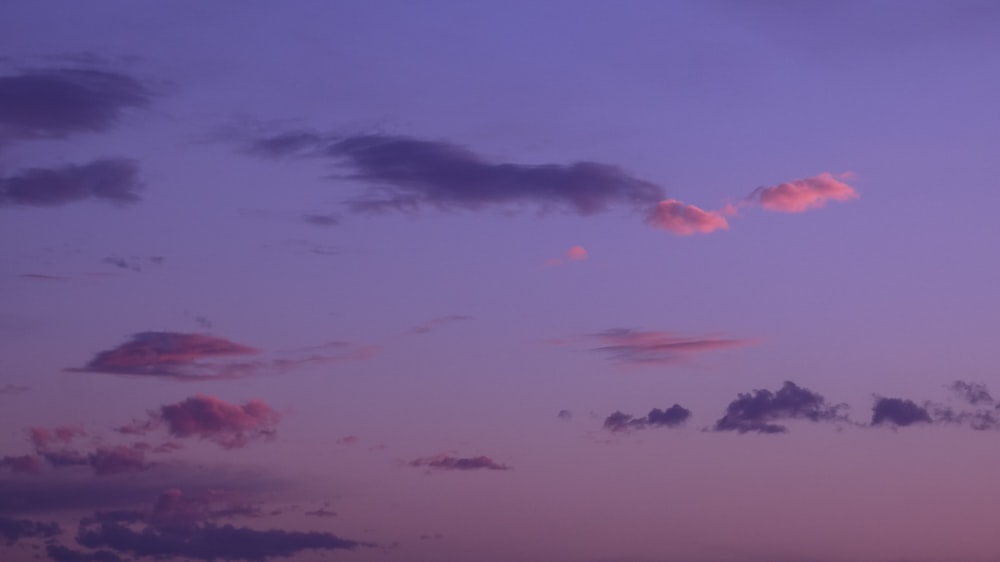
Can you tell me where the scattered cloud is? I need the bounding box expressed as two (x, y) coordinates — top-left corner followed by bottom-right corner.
(409, 455), (510, 472)
(74, 519), (370, 561)
(247, 132), (665, 216)
(301, 213), (339, 226)
(747, 172), (858, 213)
(647, 199), (729, 235)
(714, 381), (848, 434)
(567, 328), (755, 367)
(556, 410), (573, 421)
(604, 404), (691, 432)
(101, 256), (163, 273)
(155, 395), (281, 449)
(0, 158), (142, 208)
(870, 397), (933, 427)
(304, 506), (337, 518)
(405, 315), (473, 335)
(545, 245), (589, 266)
(1, 454), (42, 475)
(28, 426), (86, 450)
(16, 273), (66, 281)
(0, 514), (61, 544)
(948, 380), (994, 406)
(70, 332), (260, 380)
(0, 384), (29, 395)
(0, 67), (151, 140)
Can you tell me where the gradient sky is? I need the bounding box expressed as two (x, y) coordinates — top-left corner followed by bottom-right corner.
(3, 2), (1000, 562)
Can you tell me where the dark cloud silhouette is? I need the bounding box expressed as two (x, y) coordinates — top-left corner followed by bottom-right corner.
(870, 397), (932, 427)
(75, 520), (370, 561)
(71, 332), (260, 380)
(604, 404), (691, 432)
(0, 159), (142, 207)
(0, 515), (61, 544)
(46, 544), (125, 562)
(156, 395), (281, 449)
(409, 455), (510, 471)
(0, 67), (151, 140)
(573, 328), (754, 366)
(248, 132), (665, 216)
(714, 381), (848, 434)
(948, 380), (994, 406)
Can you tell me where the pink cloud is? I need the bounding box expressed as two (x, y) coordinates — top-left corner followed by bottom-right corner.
(647, 199), (729, 235)
(159, 395), (281, 449)
(545, 245), (589, 266)
(72, 331), (260, 379)
(28, 425), (86, 450)
(88, 445), (149, 475)
(567, 328), (757, 367)
(749, 172), (858, 213)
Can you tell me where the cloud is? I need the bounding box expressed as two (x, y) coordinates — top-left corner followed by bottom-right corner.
(0, 515), (61, 544)
(545, 245), (589, 266)
(157, 395), (281, 449)
(405, 315), (473, 335)
(714, 381), (848, 434)
(28, 426), (86, 450)
(647, 199), (729, 235)
(46, 544), (125, 562)
(870, 397), (933, 427)
(0, 384), (29, 395)
(948, 380), (994, 406)
(0, 68), (151, 140)
(304, 507), (337, 518)
(0, 159), (142, 207)
(556, 410), (573, 421)
(16, 273), (66, 281)
(575, 328), (755, 367)
(0, 454), (42, 475)
(409, 455), (510, 471)
(71, 332), (260, 380)
(604, 404), (691, 432)
(301, 213), (339, 226)
(87, 446), (150, 476)
(74, 520), (370, 561)
(101, 256), (162, 273)
(748, 172), (858, 213)
(248, 132), (665, 216)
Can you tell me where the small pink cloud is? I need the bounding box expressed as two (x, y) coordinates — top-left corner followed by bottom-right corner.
(409, 454), (510, 472)
(545, 245), (589, 266)
(158, 394), (281, 449)
(749, 172), (858, 213)
(647, 200), (729, 235)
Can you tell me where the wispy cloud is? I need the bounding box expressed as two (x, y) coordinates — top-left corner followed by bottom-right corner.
(405, 315), (473, 335)
(0, 384), (29, 395)
(747, 172), (858, 213)
(714, 381), (848, 434)
(247, 132), (665, 216)
(70, 332), (260, 380)
(0, 158), (142, 207)
(409, 455), (510, 472)
(545, 245), (589, 266)
(562, 328), (755, 367)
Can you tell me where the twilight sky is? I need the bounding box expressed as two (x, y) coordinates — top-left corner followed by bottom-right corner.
(3, 2), (1000, 562)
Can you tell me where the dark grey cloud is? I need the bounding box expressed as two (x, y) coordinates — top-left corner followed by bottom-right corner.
(75, 520), (370, 561)
(46, 544), (124, 562)
(409, 455), (510, 471)
(0, 515), (61, 544)
(0, 68), (151, 140)
(870, 397), (932, 427)
(714, 381), (848, 434)
(604, 404), (691, 432)
(248, 132), (665, 216)
(0, 159), (142, 207)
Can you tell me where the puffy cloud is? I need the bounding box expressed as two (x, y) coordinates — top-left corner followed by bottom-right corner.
(604, 404), (691, 432)
(409, 455), (510, 471)
(248, 132), (665, 216)
(748, 172), (858, 213)
(647, 199), (729, 235)
(158, 395), (281, 449)
(577, 328), (754, 367)
(870, 397), (933, 427)
(714, 381), (848, 434)
(0, 67), (151, 140)
(28, 426), (85, 450)
(71, 332), (260, 380)
(0, 159), (142, 207)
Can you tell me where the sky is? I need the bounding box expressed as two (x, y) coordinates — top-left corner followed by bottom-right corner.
(2, 1), (1000, 561)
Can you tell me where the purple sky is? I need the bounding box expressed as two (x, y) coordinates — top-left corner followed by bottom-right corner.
(3, 2), (1000, 561)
